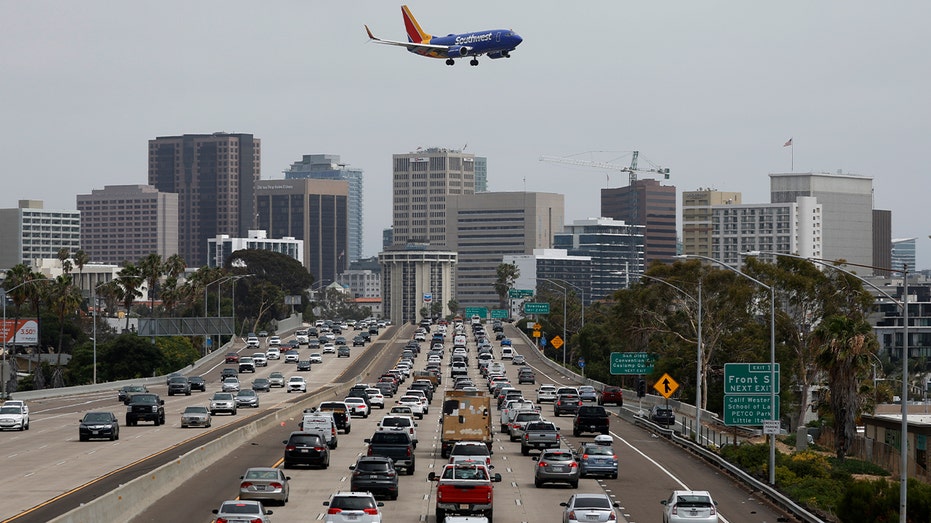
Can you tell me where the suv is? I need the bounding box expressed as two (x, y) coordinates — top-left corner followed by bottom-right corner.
(650, 406), (676, 426)
(349, 456), (399, 500)
(599, 385), (624, 406)
(126, 393), (165, 426)
(239, 357), (256, 373)
(322, 491), (384, 523)
(283, 432), (330, 469)
(167, 376), (191, 396)
(554, 393), (583, 417)
(573, 405), (610, 436)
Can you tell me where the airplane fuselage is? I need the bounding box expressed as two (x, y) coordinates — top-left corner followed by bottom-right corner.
(411, 29), (522, 60)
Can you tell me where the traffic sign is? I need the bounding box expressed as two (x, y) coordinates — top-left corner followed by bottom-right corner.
(550, 335), (564, 349)
(508, 288), (534, 299)
(491, 309), (508, 319)
(532, 330), (541, 338)
(465, 307), (488, 319)
(523, 302), (550, 314)
(724, 363), (780, 395)
(653, 373), (679, 399)
(763, 420), (781, 435)
(533, 323), (542, 330)
(609, 352), (655, 375)
(578, 357), (585, 368)
(724, 395), (780, 426)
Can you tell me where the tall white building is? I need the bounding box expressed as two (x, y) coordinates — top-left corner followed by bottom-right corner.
(710, 197), (822, 266)
(0, 200), (81, 270)
(379, 248), (457, 325)
(207, 230), (303, 268)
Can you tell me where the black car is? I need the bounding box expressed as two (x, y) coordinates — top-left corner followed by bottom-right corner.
(118, 385), (148, 404)
(282, 432), (330, 469)
(349, 456), (399, 500)
(288, 340), (301, 349)
(79, 411), (120, 441)
(554, 393), (583, 417)
(296, 360), (312, 371)
(650, 406), (676, 426)
(252, 378), (271, 392)
(188, 376), (206, 392)
(352, 336), (366, 347)
(220, 368), (238, 380)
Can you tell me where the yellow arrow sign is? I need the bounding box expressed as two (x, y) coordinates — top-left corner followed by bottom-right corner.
(551, 335), (564, 349)
(653, 373), (679, 399)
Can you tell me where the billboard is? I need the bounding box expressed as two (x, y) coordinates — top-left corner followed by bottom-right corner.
(1, 319), (39, 345)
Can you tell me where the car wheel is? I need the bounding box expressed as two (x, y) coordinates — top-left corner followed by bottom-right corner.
(570, 481), (578, 489)
(500, 424), (507, 433)
(287, 390), (291, 393)
(534, 479), (543, 488)
(115, 431), (119, 440)
(485, 509), (493, 522)
(186, 391), (191, 396)
(573, 430), (580, 437)
(611, 472), (618, 479)
(554, 411), (560, 417)
(521, 446), (529, 456)
(79, 434), (88, 442)
(345, 425), (351, 434)
(109, 433), (116, 441)
(436, 508), (446, 522)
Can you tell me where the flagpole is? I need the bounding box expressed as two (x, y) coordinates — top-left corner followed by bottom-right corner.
(791, 143), (794, 172)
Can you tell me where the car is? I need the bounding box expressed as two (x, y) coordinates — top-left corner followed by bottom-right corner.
(295, 330), (310, 344)
(447, 441), (492, 468)
(337, 346), (351, 358)
(164, 371), (183, 385)
(239, 467), (290, 505)
(334, 336), (347, 346)
(512, 354), (526, 365)
(221, 367), (239, 380)
(225, 352), (240, 363)
(536, 384), (558, 403)
(364, 388), (385, 409)
(118, 385), (148, 404)
(167, 376), (191, 396)
(252, 378), (271, 392)
(309, 352), (324, 364)
(125, 393), (165, 426)
(266, 347), (281, 360)
(500, 347), (514, 359)
(554, 393), (583, 417)
(268, 335), (281, 346)
(575, 442), (618, 479)
(288, 340), (301, 350)
(287, 376), (307, 393)
(269, 371), (286, 388)
(236, 389), (260, 408)
(322, 491), (384, 523)
(180, 406), (212, 428)
(258, 330), (269, 338)
(578, 385), (598, 403)
(349, 456), (399, 500)
(78, 411), (118, 440)
(188, 376), (206, 392)
(238, 357), (255, 373)
(282, 431), (329, 469)
(518, 369), (536, 384)
(246, 335), (260, 348)
(598, 385), (624, 406)
(397, 395), (425, 419)
(221, 377), (241, 392)
(661, 490), (719, 523)
(377, 414), (418, 448)
(308, 338), (321, 349)
(284, 350), (300, 363)
(534, 449), (580, 488)
(296, 360), (312, 371)
(352, 336), (366, 347)
(344, 397), (370, 418)
(374, 381), (394, 398)
(322, 343), (337, 354)
(252, 352), (268, 367)
(651, 406), (676, 426)
(301, 411), (340, 448)
(210, 392), (237, 415)
(560, 494), (621, 523)
(508, 410), (545, 441)
(212, 500), (273, 523)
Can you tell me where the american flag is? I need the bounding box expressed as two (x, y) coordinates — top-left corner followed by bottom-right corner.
(783, 138), (793, 147)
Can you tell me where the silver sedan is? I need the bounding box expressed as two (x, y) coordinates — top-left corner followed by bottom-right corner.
(180, 406), (212, 428)
(239, 467), (290, 505)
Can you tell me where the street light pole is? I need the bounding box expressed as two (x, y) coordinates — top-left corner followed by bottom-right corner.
(679, 254), (777, 485)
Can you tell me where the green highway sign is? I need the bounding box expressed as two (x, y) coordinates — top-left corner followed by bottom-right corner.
(724, 395), (780, 426)
(610, 352), (655, 375)
(465, 307), (488, 318)
(491, 309), (509, 319)
(523, 302), (550, 314)
(508, 289), (534, 299)
(724, 363), (780, 395)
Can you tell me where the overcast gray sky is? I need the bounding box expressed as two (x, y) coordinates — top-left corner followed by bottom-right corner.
(3, 1), (929, 269)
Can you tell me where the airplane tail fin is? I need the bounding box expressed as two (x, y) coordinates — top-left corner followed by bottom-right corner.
(402, 5), (431, 43)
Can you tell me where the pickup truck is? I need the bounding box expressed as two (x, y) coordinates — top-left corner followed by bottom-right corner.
(364, 431), (415, 475)
(508, 410), (545, 442)
(573, 405), (610, 436)
(126, 393), (166, 426)
(428, 462), (502, 522)
(520, 420), (561, 456)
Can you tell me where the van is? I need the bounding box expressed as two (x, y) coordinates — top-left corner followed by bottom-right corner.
(501, 347), (515, 359)
(300, 412), (339, 449)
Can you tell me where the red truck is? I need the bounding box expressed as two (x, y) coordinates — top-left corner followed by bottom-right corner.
(428, 462), (502, 521)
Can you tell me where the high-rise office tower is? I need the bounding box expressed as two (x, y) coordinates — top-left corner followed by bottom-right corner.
(0, 200), (81, 270)
(255, 178), (348, 285)
(77, 185), (178, 265)
(681, 189), (742, 258)
(601, 179), (677, 265)
(284, 154), (363, 263)
(474, 156), (488, 192)
(891, 238), (916, 274)
(392, 147), (476, 247)
(148, 133), (260, 267)
(554, 217), (645, 300)
(446, 192), (564, 309)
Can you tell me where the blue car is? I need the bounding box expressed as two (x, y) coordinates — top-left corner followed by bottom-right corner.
(575, 442), (618, 479)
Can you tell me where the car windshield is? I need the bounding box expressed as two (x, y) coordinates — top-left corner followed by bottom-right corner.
(542, 452), (574, 462)
(237, 390), (256, 397)
(675, 494), (713, 507)
(442, 466), (489, 480)
(575, 496), (612, 509)
(270, 373), (283, 378)
(244, 469), (280, 480)
(219, 502), (261, 515)
(330, 496), (376, 510)
(356, 461), (391, 472)
(581, 445), (614, 456)
(184, 407), (208, 414)
(0, 406), (22, 414)
(82, 412), (111, 422)
(452, 445), (489, 456)
(132, 394), (158, 404)
(213, 393), (233, 400)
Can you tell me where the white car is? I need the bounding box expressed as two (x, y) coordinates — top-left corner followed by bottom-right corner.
(287, 376), (307, 393)
(0, 404), (29, 431)
(266, 347), (281, 360)
(322, 343), (336, 354)
(377, 415), (418, 447)
(309, 353), (324, 364)
(364, 388), (385, 409)
(323, 491), (383, 523)
(295, 330), (310, 344)
(536, 384), (558, 403)
(221, 377), (241, 392)
(343, 397), (370, 418)
(246, 336), (260, 348)
(284, 350), (300, 363)
(251, 352), (268, 366)
(268, 336), (281, 346)
(397, 395), (425, 419)
(661, 490), (719, 523)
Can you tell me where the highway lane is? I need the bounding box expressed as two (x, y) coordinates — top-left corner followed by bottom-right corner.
(0, 325), (400, 522)
(131, 323), (791, 523)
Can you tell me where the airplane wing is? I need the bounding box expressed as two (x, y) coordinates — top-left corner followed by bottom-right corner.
(364, 25), (450, 55)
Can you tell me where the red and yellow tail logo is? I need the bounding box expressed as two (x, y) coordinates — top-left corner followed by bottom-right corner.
(402, 5), (431, 43)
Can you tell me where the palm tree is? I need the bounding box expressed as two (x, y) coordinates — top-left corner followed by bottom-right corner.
(138, 254), (163, 316)
(163, 254), (186, 280)
(115, 263), (144, 330)
(812, 314), (877, 460)
(72, 249), (90, 297)
(48, 274), (83, 382)
(494, 263), (520, 309)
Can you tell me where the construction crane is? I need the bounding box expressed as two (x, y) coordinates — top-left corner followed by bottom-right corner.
(539, 151), (670, 187)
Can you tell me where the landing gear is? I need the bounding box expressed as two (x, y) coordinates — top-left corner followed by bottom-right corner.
(469, 58), (479, 66)
(446, 58), (455, 66)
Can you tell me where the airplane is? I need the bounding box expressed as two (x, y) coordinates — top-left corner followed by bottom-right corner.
(364, 5), (522, 66)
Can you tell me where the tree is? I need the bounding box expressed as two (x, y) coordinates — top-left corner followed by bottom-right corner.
(447, 299), (460, 318)
(115, 263), (144, 329)
(138, 253), (163, 316)
(47, 274), (83, 379)
(494, 263), (519, 309)
(98, 333), (167, 380)
(72, 249), (89, 297)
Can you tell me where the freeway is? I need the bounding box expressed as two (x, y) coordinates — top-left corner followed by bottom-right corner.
(1, 325), (401, 523)
(126, 323), (790, 523)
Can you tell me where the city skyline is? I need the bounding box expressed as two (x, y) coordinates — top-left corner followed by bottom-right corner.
(3, 1), (929, 269)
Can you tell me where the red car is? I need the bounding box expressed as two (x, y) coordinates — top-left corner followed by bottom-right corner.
(225, 352), (240, 364)
(598, 386), (624, 407)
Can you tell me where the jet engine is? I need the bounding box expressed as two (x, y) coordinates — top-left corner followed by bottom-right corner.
(447, 46), (471, 58)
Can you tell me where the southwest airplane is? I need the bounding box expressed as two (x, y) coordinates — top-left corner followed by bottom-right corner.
(365, 5), (522, 66)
